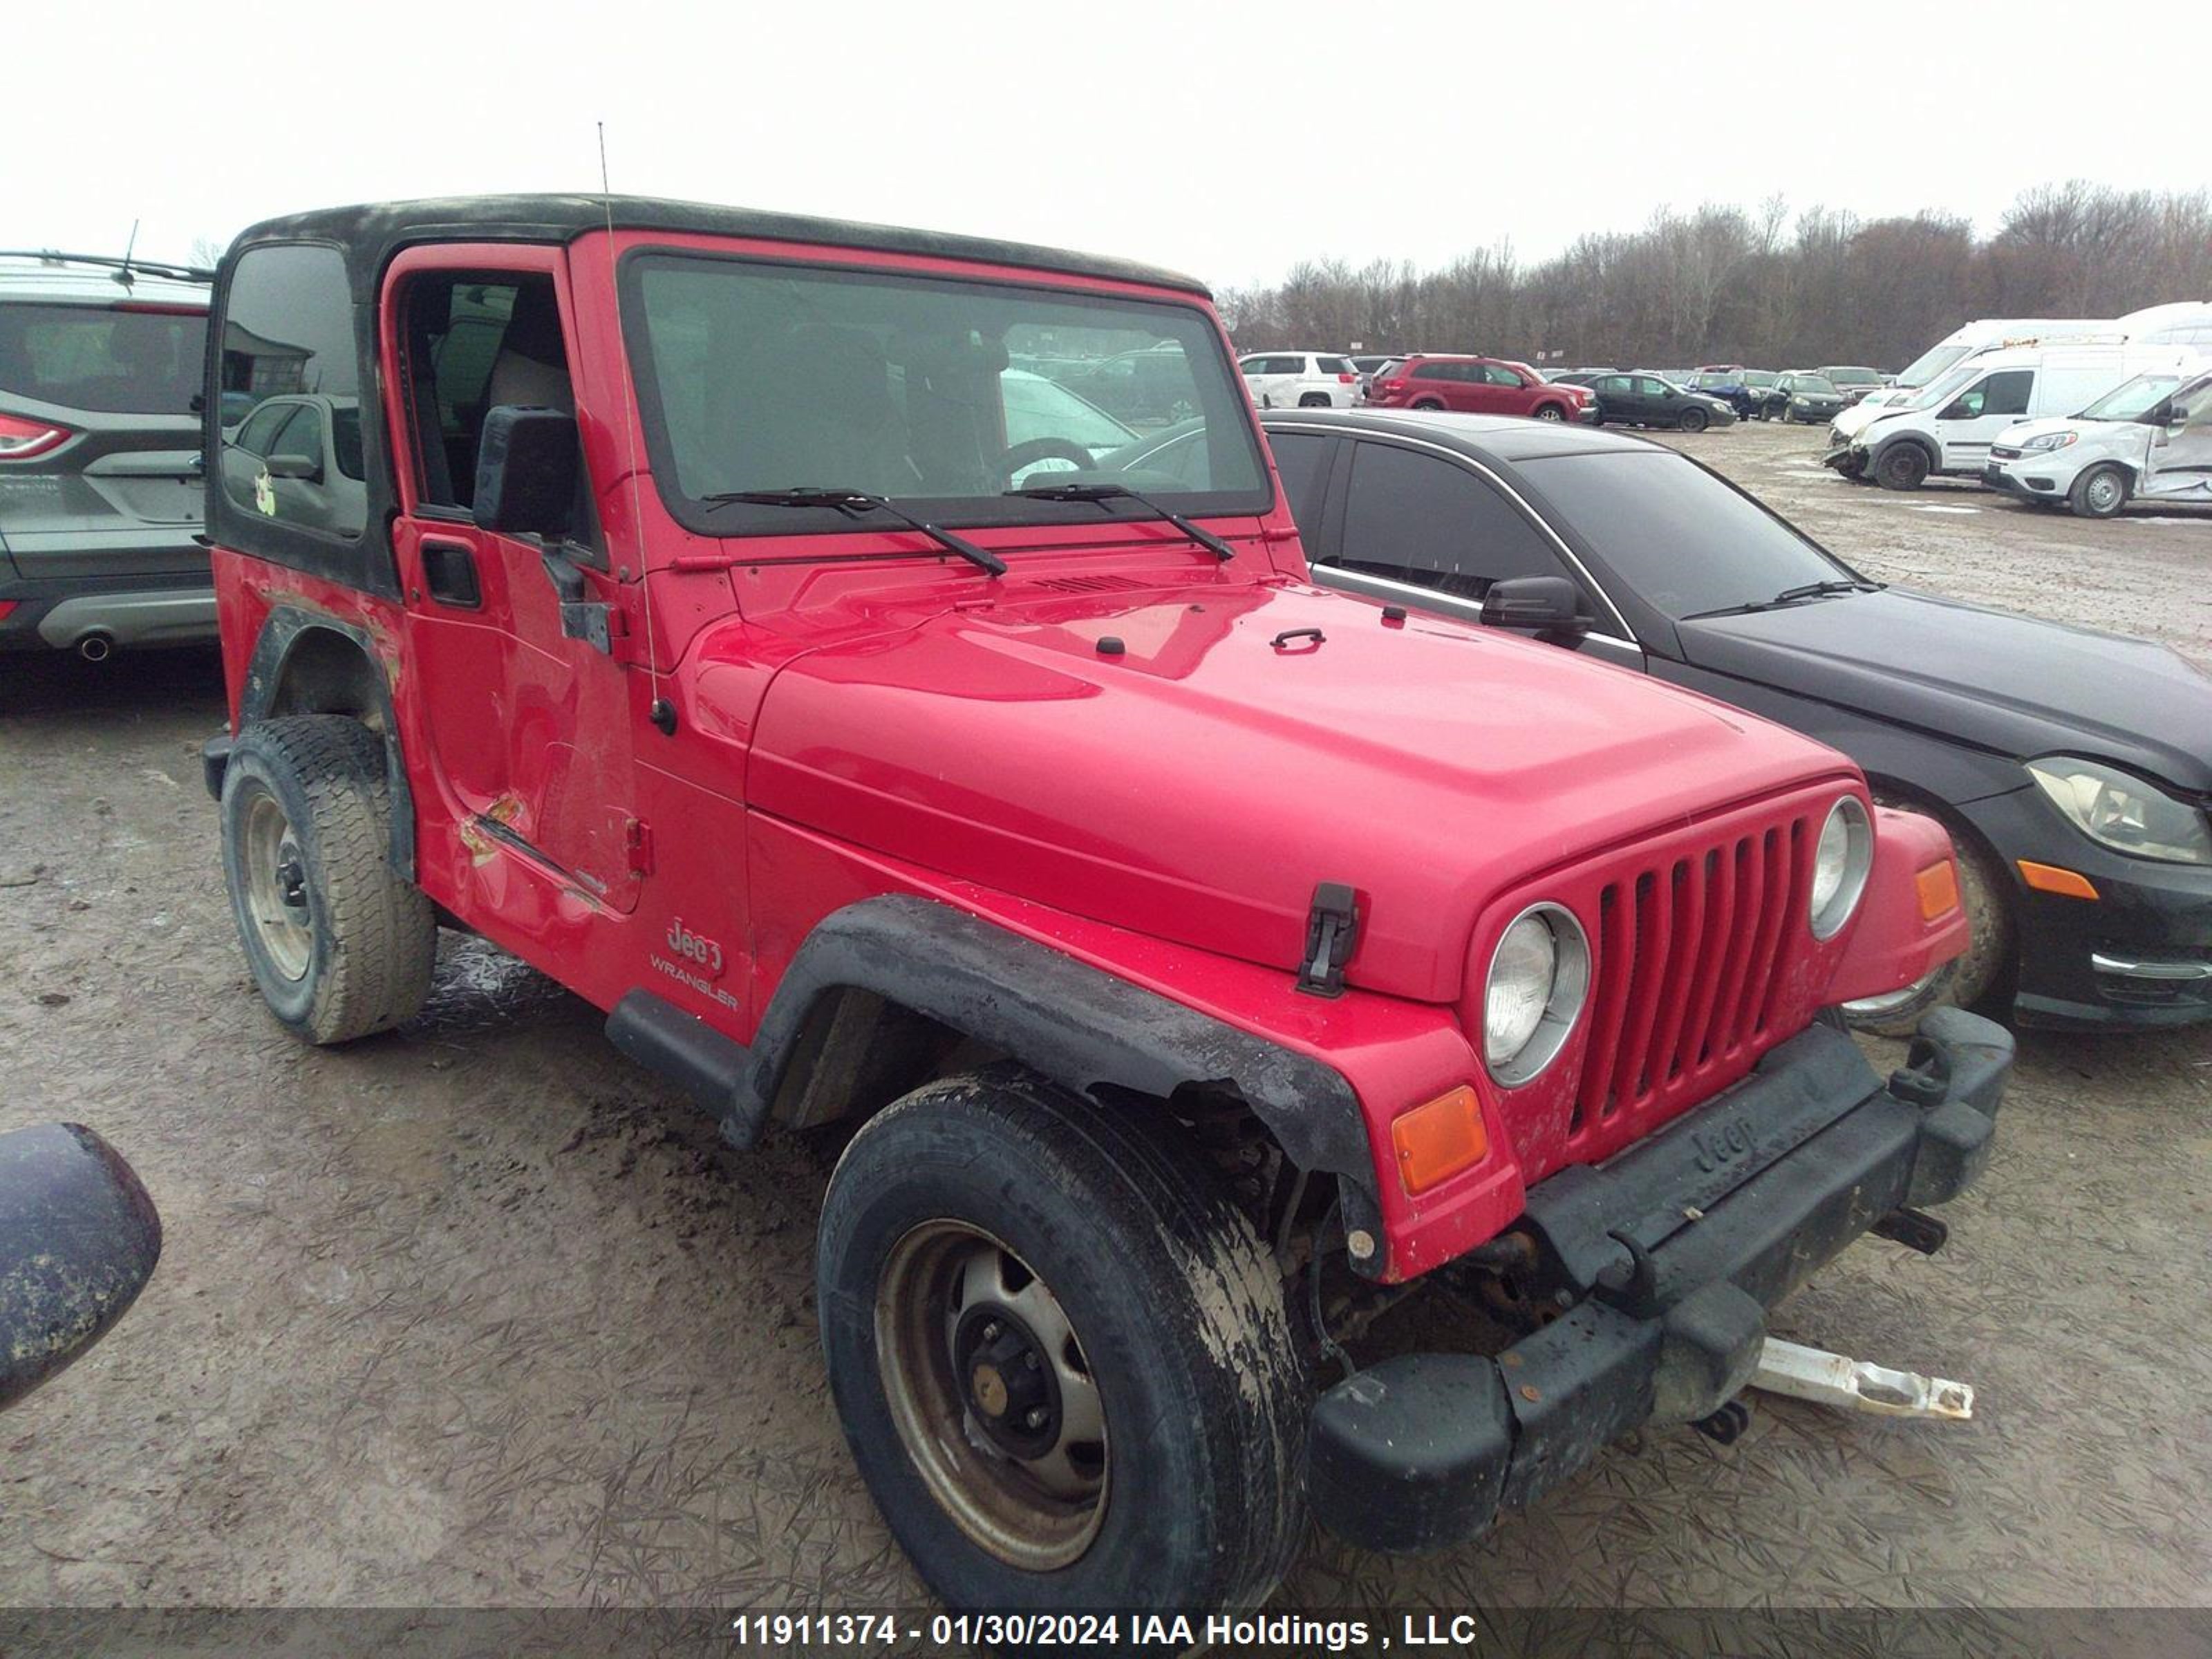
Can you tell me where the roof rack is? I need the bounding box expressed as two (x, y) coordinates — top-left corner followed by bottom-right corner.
(0, 250), (216, 285)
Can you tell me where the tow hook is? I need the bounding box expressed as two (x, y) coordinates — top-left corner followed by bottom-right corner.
(1871, 1206), (1949, 1255)
(1751, 1339), (1974, 1421)
(1887, 1030), (1956, 1106)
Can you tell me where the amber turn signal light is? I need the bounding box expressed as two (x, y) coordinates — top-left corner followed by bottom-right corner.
(1391, 1086), (1488, 1196)
(2017, 859), (2099, 901)
(1915, 859), (1962, 921)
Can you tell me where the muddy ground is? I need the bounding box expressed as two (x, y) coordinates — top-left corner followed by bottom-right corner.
(1, 421), (2208, 1636)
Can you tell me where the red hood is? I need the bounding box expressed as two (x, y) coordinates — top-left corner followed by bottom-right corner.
(742, 579), (1856, 1004)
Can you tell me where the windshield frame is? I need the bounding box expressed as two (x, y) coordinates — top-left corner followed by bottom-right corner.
(616, 245), (1273, 546)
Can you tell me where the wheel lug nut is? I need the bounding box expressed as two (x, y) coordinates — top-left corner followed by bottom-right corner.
(1024, 1407), (1047, 1430)
(982, 1321), (1000, 1342)
(1024, 1351), (1040, 1371)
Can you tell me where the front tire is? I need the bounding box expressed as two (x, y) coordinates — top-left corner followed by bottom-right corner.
(220, 715), (437, 1044)
(1678, 405), (1709, 433)
(2070, 463), (2129, 519)
(816, 1067), (1308, 1613)
(1875, 443), (1931, 490)
(1857, 792), (2015, 1028)
(1532, 402), (1566, 422)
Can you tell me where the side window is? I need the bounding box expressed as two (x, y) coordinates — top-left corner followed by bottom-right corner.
(2177, 379), (2212, 428)
(1411, 362), (1445, 380)
(1266, 431), (1332, 534)
(1980, 369), (2033, 418)
(234, 402), (291, 457)
(1315, 356), (1351, 376)
(216, 243), (361, 539)
(400, 273), (577, 514)
(1940, 377), (1988, 419)
(1239, 358), (1265, 378)
(1599, 375), (1631, 395)
(1338, 442), (1573, 601)
(270, 403), (323, 465)
(1637, 377), (1669, 397)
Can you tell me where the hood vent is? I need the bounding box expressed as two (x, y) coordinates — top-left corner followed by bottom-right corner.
(1031, 574), (1153, 594)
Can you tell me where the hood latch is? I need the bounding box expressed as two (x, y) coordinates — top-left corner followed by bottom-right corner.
(1297, 881), (1360, 998)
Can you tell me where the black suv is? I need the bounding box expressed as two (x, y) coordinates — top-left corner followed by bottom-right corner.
(0, 252), (212, 657)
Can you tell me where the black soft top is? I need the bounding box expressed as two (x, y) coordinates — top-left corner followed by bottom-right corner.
(229, 194), (1210, 299)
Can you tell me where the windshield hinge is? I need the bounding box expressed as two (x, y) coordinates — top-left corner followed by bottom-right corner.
(1297, 881), (1361, 998)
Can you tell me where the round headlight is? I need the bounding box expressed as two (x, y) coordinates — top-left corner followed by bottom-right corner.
(1810, 796), (1873, 939)
(1483, 904), (1591, 1085)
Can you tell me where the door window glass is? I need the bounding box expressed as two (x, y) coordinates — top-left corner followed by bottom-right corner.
(1336, 442), (1572, 599)
(400, 274), (576, 513)
(269, 402), (323, 465)
(1980, 369), (2033, 418)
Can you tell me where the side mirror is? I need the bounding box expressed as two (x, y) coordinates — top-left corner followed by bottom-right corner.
(474, 405), (579, 538)
(264, 453), (321, 482)
(1482, 575), (1587, 633)
(1, 1123), (162, 1412)
(1939, 397), (1980, 421)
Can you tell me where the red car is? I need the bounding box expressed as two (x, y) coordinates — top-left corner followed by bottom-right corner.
(1366, 353), (1595, 422)
(196, 196), (1996, 1619)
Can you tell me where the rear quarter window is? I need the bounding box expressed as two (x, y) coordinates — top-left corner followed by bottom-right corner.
(214, 244), (362, 541)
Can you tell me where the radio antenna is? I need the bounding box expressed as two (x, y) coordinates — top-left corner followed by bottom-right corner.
(115, 218), (140, 288)
(599, 122), (672, 735)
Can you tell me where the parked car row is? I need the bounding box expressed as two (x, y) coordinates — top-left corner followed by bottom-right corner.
(1824, 328), (2211, 510)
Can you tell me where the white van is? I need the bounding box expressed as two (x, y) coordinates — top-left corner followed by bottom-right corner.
(1983, 362), (2212, 517)
(1846, 301), (2212, 420)
(1823, 340), (2201, 490)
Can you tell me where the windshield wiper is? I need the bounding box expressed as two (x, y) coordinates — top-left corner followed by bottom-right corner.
(1006, 482), (1237, 561)
(701, 487), (1006, 577)
(1684, 579), (1882, 621)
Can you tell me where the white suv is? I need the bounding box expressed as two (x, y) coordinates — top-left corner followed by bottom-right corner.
(1237, 350), (1358, 409)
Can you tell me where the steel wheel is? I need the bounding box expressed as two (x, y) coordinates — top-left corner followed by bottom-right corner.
(242, 791), (314, 982)
(2072, 464), (2128, 518)
(876, 1220), (1107, 1571)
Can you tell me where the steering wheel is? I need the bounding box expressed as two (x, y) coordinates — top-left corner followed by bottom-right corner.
(1000, 437), (1098, 480)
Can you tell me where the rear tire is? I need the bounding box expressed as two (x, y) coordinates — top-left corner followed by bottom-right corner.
(816, 1066), (1308, 1614)
(1875, 443), (1931, 491)
(1678, 405), (1709, 433)
(1411, 397), (1444, 411)
(1298, 393), (1331, 409)
(2070, 463), (2129, 519)
(221, 715), (437, 1044)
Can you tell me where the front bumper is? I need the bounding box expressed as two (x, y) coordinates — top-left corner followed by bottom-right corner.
(1981, 462), (2064, 500)
(1307, 1007), (2009, 1553)
(1960, 787), (2212, 1030)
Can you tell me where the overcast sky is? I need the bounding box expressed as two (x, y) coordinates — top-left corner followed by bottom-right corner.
(14, 0), (2209, 290)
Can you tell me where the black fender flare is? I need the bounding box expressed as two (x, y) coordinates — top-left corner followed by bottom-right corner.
(234, 606), (415, 878)
(760, 895), (1373, 1181)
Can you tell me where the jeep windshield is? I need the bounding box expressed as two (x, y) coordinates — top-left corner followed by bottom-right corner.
(622, 253), (1269, 541)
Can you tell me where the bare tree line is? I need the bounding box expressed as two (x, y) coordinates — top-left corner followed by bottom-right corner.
(1217, 182), (2212, 371)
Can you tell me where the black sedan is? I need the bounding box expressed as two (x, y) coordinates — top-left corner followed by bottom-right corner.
(1771, 372), (1850, 425)
(1578, 371), (1738, 432)
(1228, 409), (2212, 1032)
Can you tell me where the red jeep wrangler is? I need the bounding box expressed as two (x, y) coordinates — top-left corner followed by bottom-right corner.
(198, 196), (2007, 1614)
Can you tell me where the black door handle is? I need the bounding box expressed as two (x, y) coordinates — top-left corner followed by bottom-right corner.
(420, 540), (482, 608)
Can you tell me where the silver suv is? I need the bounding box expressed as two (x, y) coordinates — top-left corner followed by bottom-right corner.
(0, 252), (213, 657)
